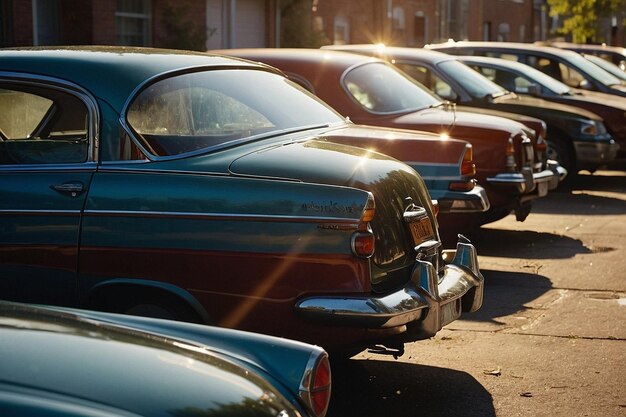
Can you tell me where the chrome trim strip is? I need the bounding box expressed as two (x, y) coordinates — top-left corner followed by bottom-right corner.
(0, 210), (81, 215)
(83, 209), (361, 225)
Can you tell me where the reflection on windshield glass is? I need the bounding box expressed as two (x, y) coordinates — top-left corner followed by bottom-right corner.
(343, 62), (440, 113)
(568, 53), (622, 86)
(127, 69), (343, 157)
(438, 60), (506, 98)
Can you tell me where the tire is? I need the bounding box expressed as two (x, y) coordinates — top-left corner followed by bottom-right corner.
(546, 136), (577, 188)
(546, 136), (576, 175)
(124, 297), (202, 323)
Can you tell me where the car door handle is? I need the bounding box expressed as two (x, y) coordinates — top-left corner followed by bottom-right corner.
(51, 182), (85, 196)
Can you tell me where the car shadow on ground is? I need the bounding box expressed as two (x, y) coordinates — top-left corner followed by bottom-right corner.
(461, 269), (552, 325)
(472, 227), (593, 259)
(532, 189), (626, 216)
(567, 170), (626, 194)
(327, 358), (495, 417)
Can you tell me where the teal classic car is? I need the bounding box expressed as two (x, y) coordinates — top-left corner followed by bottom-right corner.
(0, 301), (331, 417)
(0, 47), (483, 355)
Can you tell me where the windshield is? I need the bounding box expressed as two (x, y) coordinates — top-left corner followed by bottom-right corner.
(342, 62), (441, 114)
(566, 53), (622, 86)
(437, 59), (506, 98)
(583, 54), (626, 83)
(127, 69), (344, 157)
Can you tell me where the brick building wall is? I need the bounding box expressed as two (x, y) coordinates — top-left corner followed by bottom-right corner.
(10, 0), (33, 46)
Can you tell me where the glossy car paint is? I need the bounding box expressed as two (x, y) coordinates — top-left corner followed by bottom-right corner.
(0, 301), (326, 417)
(354, 45), (615, 173)
(459, 55), (626, 162)
(427, 41), (626, 98)
(0, 47), (484, 352)
(217, 48), (557, 227)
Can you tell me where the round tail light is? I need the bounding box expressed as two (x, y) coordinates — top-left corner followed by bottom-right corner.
(300, 353), (332, 417)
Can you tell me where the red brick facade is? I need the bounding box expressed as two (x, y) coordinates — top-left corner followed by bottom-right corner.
(0, 0), (622, 49)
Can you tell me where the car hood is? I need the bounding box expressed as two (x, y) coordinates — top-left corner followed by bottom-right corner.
(456, 105), (545, 138)
(495, 93), (602, 121)
(0, 302), (298, 417)
(569, 89), (626, 111)
(391, 107), (522, 140)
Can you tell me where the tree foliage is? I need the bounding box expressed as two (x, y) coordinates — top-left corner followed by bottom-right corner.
(547, 0), (626, 43)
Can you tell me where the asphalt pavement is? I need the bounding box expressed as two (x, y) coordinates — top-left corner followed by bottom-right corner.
(328, 170), (626, 417)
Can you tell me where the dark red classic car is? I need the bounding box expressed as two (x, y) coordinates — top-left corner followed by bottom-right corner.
(216, 48), (562, 231)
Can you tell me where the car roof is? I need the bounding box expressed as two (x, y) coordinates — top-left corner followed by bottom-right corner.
(426, 41), (585, 58)
(0, 46), (276, 110)
(322, 44), (454, 64)
(214, 47), (382, 70)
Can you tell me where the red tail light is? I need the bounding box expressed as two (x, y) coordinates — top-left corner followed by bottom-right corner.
(352, 193), (375, 258)
(300, 353), (332, 417)
(505, 138), (517, 172)
(352, 230), (375, 257)
(461, 145), (476, 176)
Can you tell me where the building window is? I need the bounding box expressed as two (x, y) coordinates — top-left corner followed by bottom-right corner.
(116, 0), (152, 46)
(498, 22), (510, 41)
(333, 16), (349, 45)
(32, 0), (59, 45)
(483, 21), (491, 41)
(392, 7), (405, 30)
(413, 12), (427, 46)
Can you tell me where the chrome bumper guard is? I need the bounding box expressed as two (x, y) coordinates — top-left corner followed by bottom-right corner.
(488, 165), (563, 195)
(295, 237), (484, 337)
(547, 159), (568, 190)
(486, 168), (535, 193)
(436, 185), (491, 214)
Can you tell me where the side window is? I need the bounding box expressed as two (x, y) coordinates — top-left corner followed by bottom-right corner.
(0, 85), (89, 165)
(395, 63), (458, 100)
(492, 69), (531, 92)
(558, 63), (585, 88)
(528, 56), (562, 81)
(473, 66), (497, 82)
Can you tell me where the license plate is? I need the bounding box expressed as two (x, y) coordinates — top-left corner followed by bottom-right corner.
(441, 298), (462, 327)
(408, 216), (435, 245)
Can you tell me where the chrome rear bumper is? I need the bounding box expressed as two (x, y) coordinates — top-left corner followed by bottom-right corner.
(295, 237), (484, 339)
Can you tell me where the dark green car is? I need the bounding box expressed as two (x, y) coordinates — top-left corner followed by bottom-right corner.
(0, 301), (331, 417)
(0, 47), (483, 355)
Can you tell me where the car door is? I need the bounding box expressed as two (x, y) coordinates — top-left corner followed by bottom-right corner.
(0, 78), (97, 306)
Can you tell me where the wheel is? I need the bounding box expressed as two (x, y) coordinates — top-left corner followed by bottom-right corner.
(546, 136), (576, 175)
(91, 288), (204, 324)
(546, 136), (577, 188)
(122, 296), (202, 323)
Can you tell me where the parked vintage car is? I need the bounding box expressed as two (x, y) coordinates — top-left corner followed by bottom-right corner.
(336, 45), (615, 175)
(427, 41), (626, 98)
(458, 55), (626, 164)
(582, 53), (626, 83)
(217, 48), (561, 228)
(0, 300), (331, 417)
(543, 41), (626, 71)
(0, 47), (484, 355)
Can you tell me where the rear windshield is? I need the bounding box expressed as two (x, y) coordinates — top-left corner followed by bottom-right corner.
(127, 69), (344, 157)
